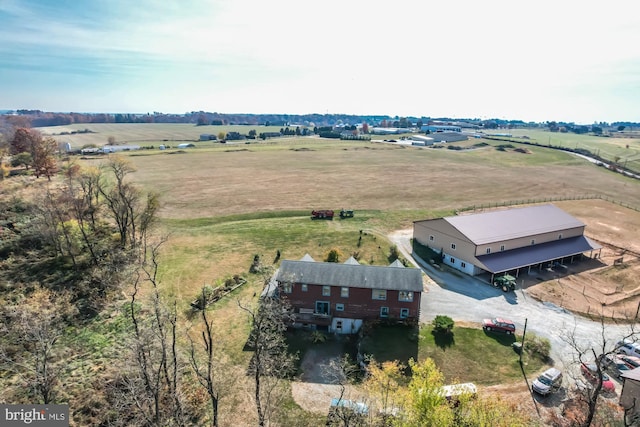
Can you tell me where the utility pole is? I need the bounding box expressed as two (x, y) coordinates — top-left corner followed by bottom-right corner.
(519, 318), (528, 366)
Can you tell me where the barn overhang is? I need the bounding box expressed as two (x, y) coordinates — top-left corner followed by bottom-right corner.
(476, 235), (602, 274)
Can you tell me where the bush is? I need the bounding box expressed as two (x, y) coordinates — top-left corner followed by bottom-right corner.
(433, 315), (455, 334)
(325, 248), (342, 263)
(526, 335), (551, 362)
(388, 245), (400, 263)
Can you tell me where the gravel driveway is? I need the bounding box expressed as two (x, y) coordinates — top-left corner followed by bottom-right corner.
(388, 229), (635, 371)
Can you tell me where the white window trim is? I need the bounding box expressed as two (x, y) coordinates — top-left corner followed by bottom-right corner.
(341, 287), (349, 298)
(322, 286), (331, 296)
(335, 303), (344, 311)
(400, 308), (409, 319)
(451, 243), (456, 250)
(372, 289), (387, 300)
(398, 291), (413, 302)
(380, 307), (389, 318)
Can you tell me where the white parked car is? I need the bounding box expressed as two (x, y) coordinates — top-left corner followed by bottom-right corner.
(532, 367), (563, 396)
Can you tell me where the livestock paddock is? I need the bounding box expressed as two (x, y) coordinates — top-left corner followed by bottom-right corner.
(518, 199), (640, 321)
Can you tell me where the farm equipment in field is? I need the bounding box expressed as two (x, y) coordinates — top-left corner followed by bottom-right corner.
(339, 209), (354, 218)
(311, 209), (334, 220)
(493, 274), (517, 292)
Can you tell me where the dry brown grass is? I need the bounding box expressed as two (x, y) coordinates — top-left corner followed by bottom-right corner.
(97, 139), (640, 224)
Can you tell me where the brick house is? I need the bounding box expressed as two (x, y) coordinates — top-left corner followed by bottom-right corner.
(270, 255), (423, 334)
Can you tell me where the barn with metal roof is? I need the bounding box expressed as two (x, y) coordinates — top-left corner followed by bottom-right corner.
(413, 204), (602, 282)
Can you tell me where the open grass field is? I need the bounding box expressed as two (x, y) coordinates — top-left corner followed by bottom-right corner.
(109, 136), (640, 223)
(36, 123), (287, 148)
(500, 128), (640, 173)
(68, 133), (640, 316)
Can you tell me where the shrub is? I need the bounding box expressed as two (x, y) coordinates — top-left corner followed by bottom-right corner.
(433, 315), (455, 334)
(526, 335), (551, 362)
(388, 245), (400, 262)
(325, 248), (342, 263)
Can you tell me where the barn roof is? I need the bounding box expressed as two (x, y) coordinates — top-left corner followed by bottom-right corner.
(444, 204), (585, 245)
(275, 260), (423, 292)
(476, 235), (601, 273)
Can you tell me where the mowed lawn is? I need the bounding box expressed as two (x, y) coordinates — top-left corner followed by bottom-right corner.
(359, 324), (546, 385)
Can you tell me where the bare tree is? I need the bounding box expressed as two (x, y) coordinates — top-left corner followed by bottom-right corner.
(238, 296), (297, 426)
(118, 239), (185, 426)
(188, 286), (230, 427)
(325, 355), (370, 427)
(0, 288), (75, 404)
(561, 316), (637, 427)
(99, 155), (158, 251)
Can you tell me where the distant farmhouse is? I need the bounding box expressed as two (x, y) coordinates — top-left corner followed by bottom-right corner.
(81, 145), (140, 155)
(268, 255), (423, 334)
(413, 204), (602, 282)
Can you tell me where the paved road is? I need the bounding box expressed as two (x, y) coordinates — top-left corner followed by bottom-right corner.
(388, 230), (635, 371)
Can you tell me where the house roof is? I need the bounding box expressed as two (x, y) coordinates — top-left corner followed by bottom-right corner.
(476, 235), (601, 273)
(300, 253), (316, 262)
(388, 259), (405, 268)
(275, 260), (423, 292)
(443, 204), (585, 245)
(343, 256), (361, 265)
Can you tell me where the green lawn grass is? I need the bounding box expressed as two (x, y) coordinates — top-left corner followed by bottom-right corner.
(359, 324), (547, 386)
(499, 128), (640, 173)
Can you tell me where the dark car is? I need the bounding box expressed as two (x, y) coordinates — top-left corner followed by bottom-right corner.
(482, 317), (516, 334)
(580, 363), (616, 393)
(604, 354), (633, 379)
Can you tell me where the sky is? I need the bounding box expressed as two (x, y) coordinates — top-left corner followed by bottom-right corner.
(1, 0), (639, 123)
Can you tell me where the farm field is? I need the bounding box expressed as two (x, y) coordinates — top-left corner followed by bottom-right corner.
(36, 123), (288, 148)
(500, 128), (640, 173)
(108, 136), (640, 222)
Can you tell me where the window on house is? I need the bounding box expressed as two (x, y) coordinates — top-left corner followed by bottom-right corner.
(451, 243), (456, 250)
(461, 262), (466, 268)
(398, 291), (413, 302)
(341, 287), (349, 298)
(400, 308), (409, 319)
(372, 289), (387, 300)
(486, 248), (491, 254)
(531, 239), (535, 245)
(283, 283), (292, 294)
(380, 307), (389, 318)
(301, 284), (308, 292)
(429, 235), (434, 241)
(500, 245), (505, 251)
(450, 257), (455, 263)
(335, 303), (344, 311)
(322, 286), (331, 296)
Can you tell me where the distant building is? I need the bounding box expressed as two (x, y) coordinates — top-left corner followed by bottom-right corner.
(102, 145), (141, 153)
(200, 134), (217, 141)
(421, 125), (462, 133)
(371, 127), (409, 135)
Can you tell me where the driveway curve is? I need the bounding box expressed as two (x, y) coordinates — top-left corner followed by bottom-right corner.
(388, 229), (635, 369)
